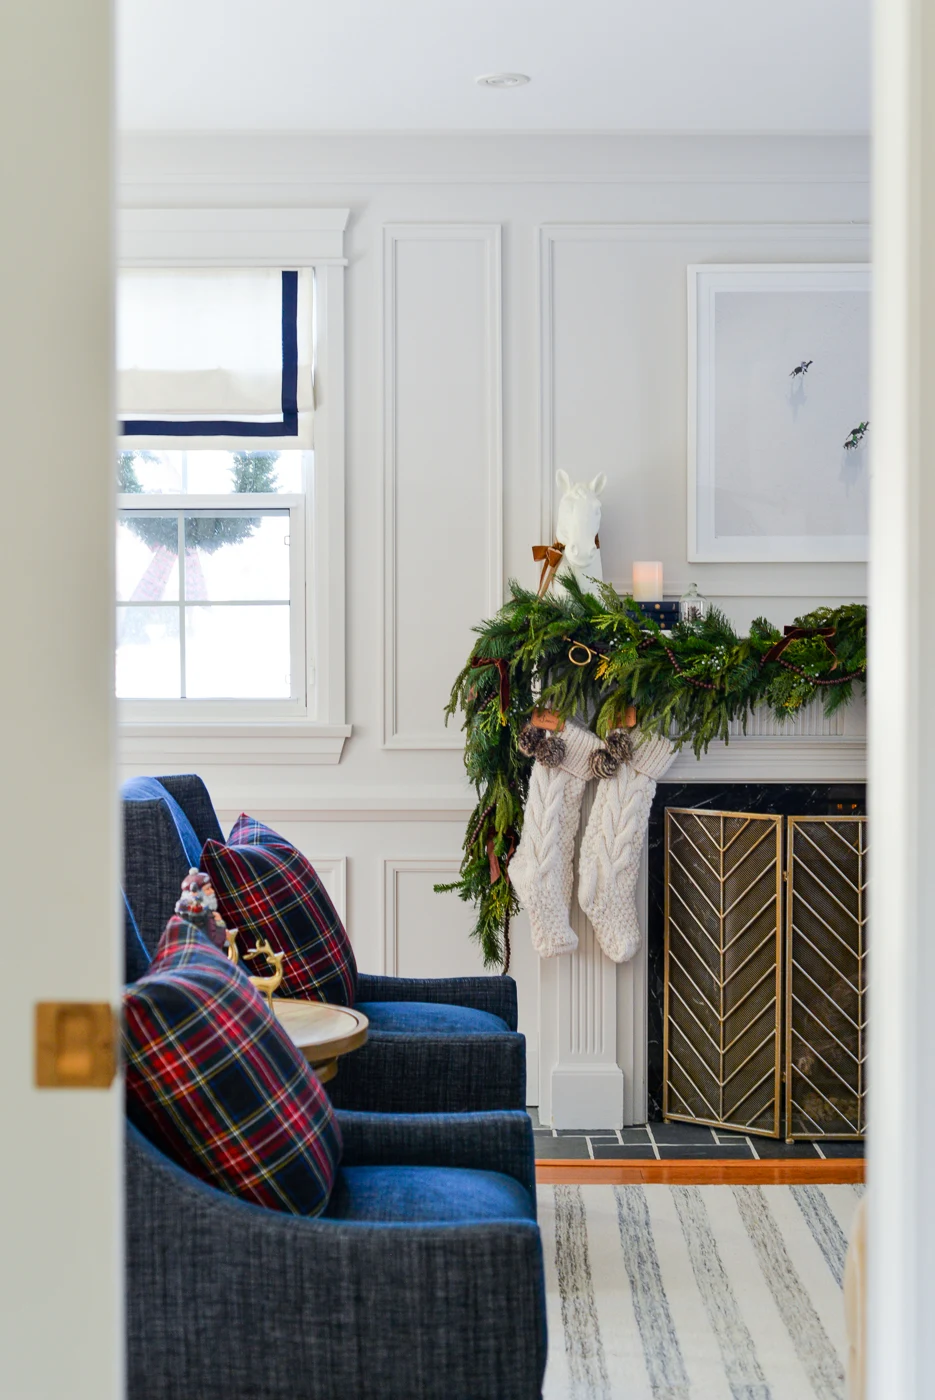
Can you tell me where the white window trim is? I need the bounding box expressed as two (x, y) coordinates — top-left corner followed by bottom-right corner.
(116, 207), (350, 765)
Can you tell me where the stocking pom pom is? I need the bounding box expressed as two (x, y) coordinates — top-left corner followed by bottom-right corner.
(606, 729), (634, 765)
(589, 746), (620, 780)
(518, 722), (542, 758)
(536, 734), (567, 768)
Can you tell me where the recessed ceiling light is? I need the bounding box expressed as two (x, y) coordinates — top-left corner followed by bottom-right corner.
(476, 72), (531, 89)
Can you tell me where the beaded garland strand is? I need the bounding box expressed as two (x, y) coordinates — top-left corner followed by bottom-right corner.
(436, 574), (867, 969)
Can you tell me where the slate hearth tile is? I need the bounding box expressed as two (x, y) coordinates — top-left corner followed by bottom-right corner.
(815, 1141), (865, 1158)
(586, 1135), (621, 1145)
(555, 1128), (604, 1137)
(590, 1145), (658, 1160)
(649, 1122), (719, 1145)
(619, 1128), (652, 1145)
(534, 1136), (590, 1160)
(747, 1140), (823, 1159)
(527, 1109), (543, 1131)
(656, 1144), (753, 1159)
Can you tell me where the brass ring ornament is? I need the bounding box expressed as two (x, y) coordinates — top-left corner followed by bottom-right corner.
(567, 640), (596, 667)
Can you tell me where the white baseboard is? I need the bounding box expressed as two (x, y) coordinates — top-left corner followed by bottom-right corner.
(525, 1050), (539, 1107)
(549, 1064), (625, 1130)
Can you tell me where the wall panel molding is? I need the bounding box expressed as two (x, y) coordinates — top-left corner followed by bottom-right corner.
(382, 858), (462, 975)
(383, 223), (502, 749)
(308, 856), (347, 923)
(211, 794), (474, 823)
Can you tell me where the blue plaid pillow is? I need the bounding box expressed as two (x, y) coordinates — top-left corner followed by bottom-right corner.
(123, 917), (342, 1216)
(202, 815), (358, 1006)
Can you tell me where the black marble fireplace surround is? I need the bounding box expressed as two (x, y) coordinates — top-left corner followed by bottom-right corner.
(646, 781), (866, 1122)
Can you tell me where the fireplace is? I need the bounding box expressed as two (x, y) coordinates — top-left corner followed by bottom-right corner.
(646, 783), (866, 1129)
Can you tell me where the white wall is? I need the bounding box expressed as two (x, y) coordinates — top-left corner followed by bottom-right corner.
(118, 133), (869, 1095)
(1, 4), (121, 1396)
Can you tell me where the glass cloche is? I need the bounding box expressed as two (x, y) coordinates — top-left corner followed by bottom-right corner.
(679, 582), (710, 625)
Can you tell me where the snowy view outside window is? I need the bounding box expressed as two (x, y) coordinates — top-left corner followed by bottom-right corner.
(116, 449), (304, 700)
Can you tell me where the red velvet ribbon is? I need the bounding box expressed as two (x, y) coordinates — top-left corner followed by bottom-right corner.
(759, 626), (864, 685)
(532, 542), (565, 597)
(487, 831), (517, 885)
(470, 655), (510, 718)
(760, 626), (836, 668)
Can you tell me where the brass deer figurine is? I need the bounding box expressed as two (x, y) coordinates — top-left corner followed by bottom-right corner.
(225, 928), (285, 1009)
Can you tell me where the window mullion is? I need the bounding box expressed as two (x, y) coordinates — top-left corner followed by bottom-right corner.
(177, 511), (187, 700)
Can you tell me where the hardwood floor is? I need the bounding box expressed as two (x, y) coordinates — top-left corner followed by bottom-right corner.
(536, 1158), (865, 1185)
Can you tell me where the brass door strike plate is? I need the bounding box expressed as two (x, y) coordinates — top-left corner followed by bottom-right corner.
(35, 1002), (117, 1088)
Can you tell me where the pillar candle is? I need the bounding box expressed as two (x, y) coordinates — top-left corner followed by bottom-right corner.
(632, 561), (663, 601)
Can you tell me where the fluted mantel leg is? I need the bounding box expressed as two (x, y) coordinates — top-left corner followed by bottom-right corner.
(536, 782), (646, 1129)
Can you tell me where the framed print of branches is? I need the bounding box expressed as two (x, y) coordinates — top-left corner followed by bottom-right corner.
(688, 263), (871, 563)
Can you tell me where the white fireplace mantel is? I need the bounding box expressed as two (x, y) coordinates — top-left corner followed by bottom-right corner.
(667, 691), (867, 783)
(537, 697), (867, 1129)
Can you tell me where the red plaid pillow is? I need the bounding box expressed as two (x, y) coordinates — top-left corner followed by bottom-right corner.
(123, 917), (342, 1216)
(201, 815), (358, 1006)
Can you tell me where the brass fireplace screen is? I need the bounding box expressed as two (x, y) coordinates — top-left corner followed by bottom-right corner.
(663, 810), (867, 1141)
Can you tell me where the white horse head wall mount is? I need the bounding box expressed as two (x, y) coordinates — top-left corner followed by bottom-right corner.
(554, 470), (607, 594)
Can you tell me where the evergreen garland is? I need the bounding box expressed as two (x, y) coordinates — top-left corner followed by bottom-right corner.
(438, 574), (867, 970)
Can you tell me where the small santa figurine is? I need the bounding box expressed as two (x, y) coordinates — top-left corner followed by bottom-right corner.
(175, 868), (229, 950)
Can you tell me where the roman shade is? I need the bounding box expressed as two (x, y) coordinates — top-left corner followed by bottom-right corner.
(118, 267), (313, 448)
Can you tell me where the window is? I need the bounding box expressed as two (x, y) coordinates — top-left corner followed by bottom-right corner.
(115, 210), (349, 758)
(117, 449), (306, 711)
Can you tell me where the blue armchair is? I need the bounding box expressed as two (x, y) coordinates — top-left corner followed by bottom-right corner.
(126, 1109), (547, 1400)
(122, 775), (526, 1113)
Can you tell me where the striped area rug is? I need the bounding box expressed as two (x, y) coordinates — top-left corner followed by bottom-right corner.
(539, 1182), (862, 1400)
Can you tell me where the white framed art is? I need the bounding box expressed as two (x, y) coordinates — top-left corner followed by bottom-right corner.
(688, 263), (871, 562)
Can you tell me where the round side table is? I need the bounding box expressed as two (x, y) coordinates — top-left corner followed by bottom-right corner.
(272, 999), (369, 1084)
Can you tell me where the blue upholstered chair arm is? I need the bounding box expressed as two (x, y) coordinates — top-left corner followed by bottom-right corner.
(336, 1109), (536, 1202)
(153, 772), (225, 848)
(328, 1031), (526, 1114)
(126, 1123), (546, 1400)
(355, 973), (518, 1030)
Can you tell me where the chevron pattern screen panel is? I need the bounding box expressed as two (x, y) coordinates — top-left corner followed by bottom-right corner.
(785, 816), (867, 1139)
(664, 809), (783, 1138)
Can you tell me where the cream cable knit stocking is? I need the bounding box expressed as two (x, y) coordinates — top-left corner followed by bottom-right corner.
(578, 731), (677, 963)
(510, 719), (604, 958)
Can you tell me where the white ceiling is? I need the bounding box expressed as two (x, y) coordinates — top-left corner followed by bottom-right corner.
(117, 0), (870, 134)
